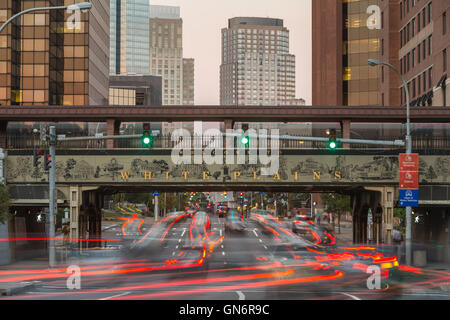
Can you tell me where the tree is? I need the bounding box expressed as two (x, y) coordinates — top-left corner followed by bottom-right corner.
(394, 207), (406, 234)
(0, 185), (11, 224)
(321, 193), (351, 234)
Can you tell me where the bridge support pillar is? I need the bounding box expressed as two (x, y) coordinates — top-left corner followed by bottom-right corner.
(69, 186), (82, 247)
(340, 120), (351, 149)
(224, 119), (235, 130)
(106, 119), (121, 149)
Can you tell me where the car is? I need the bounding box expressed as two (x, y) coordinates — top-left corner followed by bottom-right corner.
(292, 215), (314, 235)
(225, 210), (246, 233)
(292, 215), (336, 245)
(216, 205), (229, 217)
(186, 208), (198, 218)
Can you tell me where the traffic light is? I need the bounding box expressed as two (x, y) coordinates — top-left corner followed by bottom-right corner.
(33, 150), (42, 167)
(44, 152), (52, 171)
(224, 192), (228, 199)
(142, 122), (153, 147)
(328, 129), (338, 150)
(241, 123), (249, 146)
(239, 192), (244, 199)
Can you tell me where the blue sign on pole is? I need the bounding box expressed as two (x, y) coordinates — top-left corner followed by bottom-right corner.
(399, 189), (419, 207)
(152, 191), (160, 197)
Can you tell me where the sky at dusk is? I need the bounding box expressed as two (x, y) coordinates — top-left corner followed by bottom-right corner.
(151, 0), (312, 105)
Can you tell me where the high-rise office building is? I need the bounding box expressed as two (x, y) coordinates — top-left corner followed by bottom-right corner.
(110, 0), (150, 75)
(220, 17), (296, 106)
(0, 0), (110, 106)
(312, 0), (381, 106)
(183, 58), (194, 105)
(149, 5), (184, 106)
(380, 0), (449, 107)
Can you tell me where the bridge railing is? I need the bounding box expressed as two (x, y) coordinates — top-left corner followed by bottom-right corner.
(5, 134), (450, 151)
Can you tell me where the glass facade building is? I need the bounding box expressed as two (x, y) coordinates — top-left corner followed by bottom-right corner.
(110, 0), (150, 75)
(0, 0), (110, 106)
(342, 0), (381, 106)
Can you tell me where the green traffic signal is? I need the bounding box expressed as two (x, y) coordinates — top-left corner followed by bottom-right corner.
(328, 129), (337, 150)
(142, 132), (153, 147)
(241, 136), (249, 145)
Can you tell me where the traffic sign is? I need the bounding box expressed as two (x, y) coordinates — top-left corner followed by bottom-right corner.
(399, 189), (419, 207)
(399, 171), (419, 189)
(399, 154), (419, 171)
(152, 191), (160, 197)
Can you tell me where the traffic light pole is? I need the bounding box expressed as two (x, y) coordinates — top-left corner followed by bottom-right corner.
(223, 132), (405, 147)
(48, 126), (56, 267)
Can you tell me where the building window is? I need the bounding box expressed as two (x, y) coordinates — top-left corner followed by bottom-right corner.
(444, 49), (448, 72)
(428, 36), (432, 56)
(429, 67), (433, 89)
(444, 11), (447, 35)
(428, 3), (432, 24)
(400, 1), (403, 20)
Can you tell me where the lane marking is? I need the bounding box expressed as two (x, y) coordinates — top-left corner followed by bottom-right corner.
(236, 291), (245, 300)
(339, 292), (361, 300)
(253, 229), (258, 237)
(181, 228), (186, 237)
(99, 291), (131, 300)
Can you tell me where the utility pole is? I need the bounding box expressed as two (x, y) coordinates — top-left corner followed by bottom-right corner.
(48, 126), (56, 267)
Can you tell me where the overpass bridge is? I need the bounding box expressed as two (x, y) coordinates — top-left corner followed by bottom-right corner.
(1, 105), (450, 252)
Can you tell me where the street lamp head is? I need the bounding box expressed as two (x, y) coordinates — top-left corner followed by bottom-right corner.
(68, 2), (92, 13)
(368, 59), (382, 67)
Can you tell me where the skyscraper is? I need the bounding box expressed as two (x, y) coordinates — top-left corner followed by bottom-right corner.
(0, 0), (110, 106)
(312, 0), (381, 106)
(220, 17), (296, 106)
(183, 58), (194, 105)
(149, 5), (185, 106)
(110, 0), (150, 75)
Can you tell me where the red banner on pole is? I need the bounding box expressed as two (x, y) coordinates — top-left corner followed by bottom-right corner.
(399, 154), (419, 172)
(399, 171), (419, 189)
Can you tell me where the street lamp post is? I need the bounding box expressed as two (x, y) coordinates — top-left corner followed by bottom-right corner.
(0, 2), (92, 34)
(368, 59), (413, 265)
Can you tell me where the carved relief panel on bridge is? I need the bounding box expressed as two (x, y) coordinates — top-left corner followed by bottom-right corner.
(5, 153), (450, 185)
